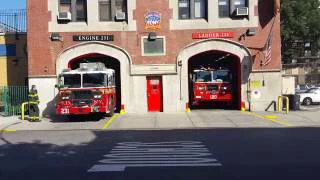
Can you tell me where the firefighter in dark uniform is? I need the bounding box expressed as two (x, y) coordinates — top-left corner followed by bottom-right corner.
(28, 85), (40, 121)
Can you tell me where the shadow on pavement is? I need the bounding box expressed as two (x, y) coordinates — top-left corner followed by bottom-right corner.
(48, 114), (106, 123)
(1, 128), (320, 180)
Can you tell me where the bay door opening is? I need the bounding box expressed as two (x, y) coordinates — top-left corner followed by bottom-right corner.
(68, 53), (122, 112)
(188, 50), (241, 110)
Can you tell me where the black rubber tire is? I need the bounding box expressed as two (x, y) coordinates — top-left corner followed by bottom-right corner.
(107, 98), (114, 117)
(303, 97), (312, 106)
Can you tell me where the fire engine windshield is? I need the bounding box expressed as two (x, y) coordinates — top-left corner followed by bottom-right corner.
(62, 74), (81, 88)
(83, 73), (105, 87)
(195, 71), (212, 82)
(195, 70), (231, 82)
(213, 70), (231, 82)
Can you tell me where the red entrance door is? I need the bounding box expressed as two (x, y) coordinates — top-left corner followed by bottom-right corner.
(147, 76), (163, 112)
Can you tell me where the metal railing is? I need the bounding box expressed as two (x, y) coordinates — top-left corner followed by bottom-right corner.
(0, 86), (28, 116)
(0, 9), (26, 33)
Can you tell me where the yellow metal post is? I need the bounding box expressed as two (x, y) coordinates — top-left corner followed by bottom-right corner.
(120, 104), (126, 115)
(120, 109), (126, 115)
(285, 96), (289, 114)
(185, 102), (191, 113)
(21, 102), (28, 120)
(277, 96), (282, 112)
(277, 96), (289, 114)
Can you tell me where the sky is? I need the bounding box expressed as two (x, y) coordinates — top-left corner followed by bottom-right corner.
(0, 0), (26, 9)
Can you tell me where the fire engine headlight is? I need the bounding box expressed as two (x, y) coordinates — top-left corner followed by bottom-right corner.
(62, 96), (70, 100)
(222, 87), (227, 90)
(198, 86), (205, 91)
(94, 95), (102, 99)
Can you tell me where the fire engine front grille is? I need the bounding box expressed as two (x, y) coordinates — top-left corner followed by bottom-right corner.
(71, 91), (93, 106)
(207, 84), (219, 91)
(72, 99), (93, 106)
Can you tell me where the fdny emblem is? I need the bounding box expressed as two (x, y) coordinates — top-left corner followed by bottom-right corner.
(144, 11), (161, 30)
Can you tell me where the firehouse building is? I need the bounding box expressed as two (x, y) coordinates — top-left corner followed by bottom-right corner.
(27, 0), (281, 116)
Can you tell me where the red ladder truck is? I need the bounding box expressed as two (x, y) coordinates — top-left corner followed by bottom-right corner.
(191, 67), (233, 106)
(55, 62), (116, 117)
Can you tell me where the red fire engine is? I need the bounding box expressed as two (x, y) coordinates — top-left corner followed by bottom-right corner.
(55, 63), (116, 116)
(191, 67), (232, 105)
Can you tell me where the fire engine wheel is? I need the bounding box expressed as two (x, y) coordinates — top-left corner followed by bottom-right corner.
(107, 97), (114, 117)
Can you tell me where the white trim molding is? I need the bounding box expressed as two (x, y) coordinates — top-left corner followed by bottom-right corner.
(131, 64), (176, 75)
(141, 36), (166, 57)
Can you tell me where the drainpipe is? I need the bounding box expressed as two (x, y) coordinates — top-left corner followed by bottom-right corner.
(248, 78), (252, 112)
(178, 60), (182, 101)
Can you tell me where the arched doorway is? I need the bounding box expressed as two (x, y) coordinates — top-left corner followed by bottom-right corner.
(188, 50), (241, 109)
(67, 53), (121, 111)
(177, 39), (252, 111)
(56, 42), (132, 113)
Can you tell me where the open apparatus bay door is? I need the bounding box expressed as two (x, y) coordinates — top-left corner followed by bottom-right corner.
(56, 62), (116, 117)
(188, 51), (241, 110)
(192, 68), (233, 104)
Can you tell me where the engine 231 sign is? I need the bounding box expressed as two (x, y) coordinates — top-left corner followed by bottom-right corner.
(73, 35), (114, 42)
(144, 11), (161, 30)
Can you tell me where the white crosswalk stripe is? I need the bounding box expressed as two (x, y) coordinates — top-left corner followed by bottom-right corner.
(88, 141), (222, 172)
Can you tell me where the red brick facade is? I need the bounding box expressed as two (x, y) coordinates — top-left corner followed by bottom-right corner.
(27, 0), (281, 76)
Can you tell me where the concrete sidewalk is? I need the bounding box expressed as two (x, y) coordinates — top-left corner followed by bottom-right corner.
(1, 115), (111, 131)
(107, 110), (283, 130)
(1, 110), (320, 131)
(97, 110), (320, 129)
(0, 116), (22, 132)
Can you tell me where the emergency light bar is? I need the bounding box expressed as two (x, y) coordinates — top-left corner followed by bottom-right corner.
(79, 62), (106, 71)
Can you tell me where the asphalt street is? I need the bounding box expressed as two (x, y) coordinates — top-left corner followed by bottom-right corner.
(1, 128), (320, 180)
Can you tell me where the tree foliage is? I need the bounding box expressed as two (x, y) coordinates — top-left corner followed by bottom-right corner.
(281, 0), (320, 63)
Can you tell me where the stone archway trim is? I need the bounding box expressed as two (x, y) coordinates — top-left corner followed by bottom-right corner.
(55, 41), (133, 111)
(56, 41), (133, 75)
(178, 38), (252, 64)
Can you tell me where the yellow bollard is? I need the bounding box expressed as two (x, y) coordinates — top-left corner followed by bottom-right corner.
(120, 109), (126, 115)
(277, 96), (282, 112)
(185, 103), (191, 113)
(21, 102), (29, 120)
(277, 96), (289, 114)
(120, 104), (126, 115)
(285, 96), (289, 114)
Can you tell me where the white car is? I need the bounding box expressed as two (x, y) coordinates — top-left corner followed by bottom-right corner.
(299, 88), (320, 106)
(295, 84), (312, 94)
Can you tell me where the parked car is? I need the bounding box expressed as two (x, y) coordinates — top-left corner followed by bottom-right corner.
(299, 88), (320, 106)
(295, 84), (312, 94)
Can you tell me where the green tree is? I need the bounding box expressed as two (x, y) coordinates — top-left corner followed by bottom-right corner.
(281, 0), (320, 63)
